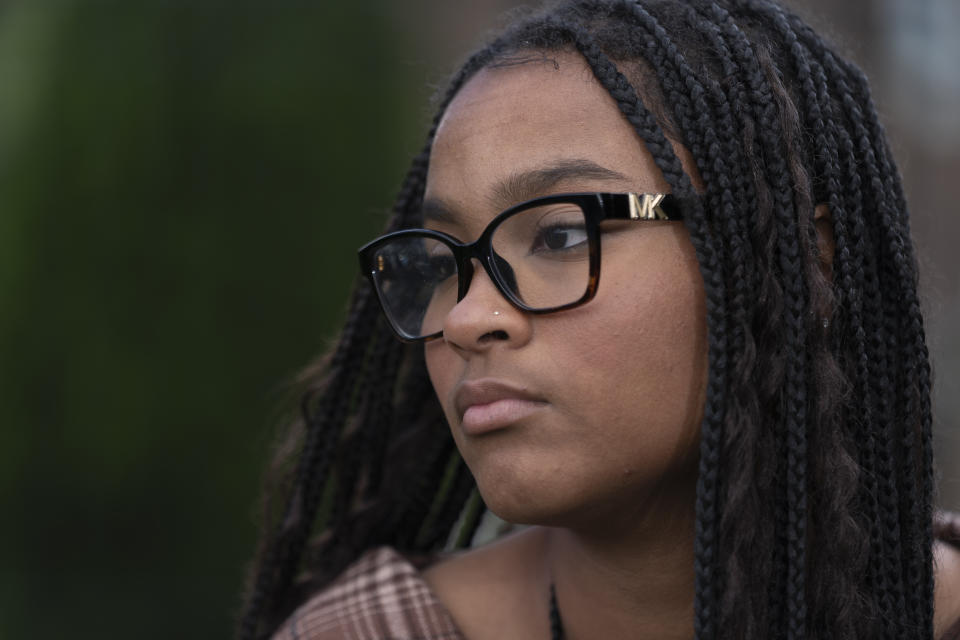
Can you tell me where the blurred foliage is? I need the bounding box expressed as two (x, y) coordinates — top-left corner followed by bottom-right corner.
(0, 1), (430, 637)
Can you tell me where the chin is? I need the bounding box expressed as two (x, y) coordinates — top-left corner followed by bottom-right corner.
(472, 460), (697, 533)
(472, 468), (603, 528)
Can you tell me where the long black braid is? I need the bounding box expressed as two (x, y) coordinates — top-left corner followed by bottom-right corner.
(238, 2), (936, 638)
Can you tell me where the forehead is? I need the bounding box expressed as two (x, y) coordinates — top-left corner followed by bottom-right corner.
(424, 51), (671, 220)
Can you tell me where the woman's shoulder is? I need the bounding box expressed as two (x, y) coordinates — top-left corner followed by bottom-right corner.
(271, 547), (465, 640)
(935, 511), (960, 640)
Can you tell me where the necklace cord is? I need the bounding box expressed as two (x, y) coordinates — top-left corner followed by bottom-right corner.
(549, 582), (565, 640)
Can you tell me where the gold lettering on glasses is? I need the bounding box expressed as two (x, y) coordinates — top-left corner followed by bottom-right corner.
(628, 193), (668, 220)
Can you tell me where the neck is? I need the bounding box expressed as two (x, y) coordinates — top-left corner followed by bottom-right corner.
(543, 482), (697, 640)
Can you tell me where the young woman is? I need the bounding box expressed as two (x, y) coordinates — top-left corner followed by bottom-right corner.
(238, 1), (960, 638)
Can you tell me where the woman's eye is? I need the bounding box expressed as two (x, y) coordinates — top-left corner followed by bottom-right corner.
(532, 224), (588, 253)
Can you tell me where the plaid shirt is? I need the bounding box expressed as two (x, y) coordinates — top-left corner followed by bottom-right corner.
(275, 512), (960, 640)
(272, 547), (464, 640)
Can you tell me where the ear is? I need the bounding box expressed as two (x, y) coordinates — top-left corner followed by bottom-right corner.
(814, 203), (835, 280)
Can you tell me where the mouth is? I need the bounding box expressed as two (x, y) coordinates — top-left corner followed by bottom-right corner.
(454, 379), (547, 435)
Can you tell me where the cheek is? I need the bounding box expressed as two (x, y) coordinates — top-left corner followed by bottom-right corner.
(424, 343), (455, 415)
(542, 246), (708, 459)
(561, 261), (704, 385)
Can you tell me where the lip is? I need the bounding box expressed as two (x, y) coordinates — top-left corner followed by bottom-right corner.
(454, 379), (547, 435)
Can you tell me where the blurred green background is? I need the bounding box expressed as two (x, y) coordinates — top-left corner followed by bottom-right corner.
(1, 1), (957, 638)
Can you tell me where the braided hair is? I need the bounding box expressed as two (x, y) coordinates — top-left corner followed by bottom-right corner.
(237, 1), (935, 638)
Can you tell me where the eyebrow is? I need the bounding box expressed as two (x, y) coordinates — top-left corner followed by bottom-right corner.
(421, 158), (631, 225)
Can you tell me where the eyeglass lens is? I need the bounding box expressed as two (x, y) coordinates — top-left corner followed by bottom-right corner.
(370, 202), (591, 339)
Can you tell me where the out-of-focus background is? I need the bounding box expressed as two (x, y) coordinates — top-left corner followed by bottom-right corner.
(0, 1), (956, 638)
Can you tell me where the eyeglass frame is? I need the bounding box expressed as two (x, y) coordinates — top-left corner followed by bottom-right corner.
(357, 191), (688, 343)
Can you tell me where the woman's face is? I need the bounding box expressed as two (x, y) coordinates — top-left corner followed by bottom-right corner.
(423, 51), (708, 530)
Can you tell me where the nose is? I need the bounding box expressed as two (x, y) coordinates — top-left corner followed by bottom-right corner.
(441, 258), (533, 352)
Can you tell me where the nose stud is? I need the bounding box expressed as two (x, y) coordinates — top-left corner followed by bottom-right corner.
(493, 311), (501, 316)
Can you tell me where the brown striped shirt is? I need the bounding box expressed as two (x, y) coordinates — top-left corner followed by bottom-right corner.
(275, 514), (960, 640)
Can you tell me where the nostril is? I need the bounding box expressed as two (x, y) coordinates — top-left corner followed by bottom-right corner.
(480, 329), (509, 342)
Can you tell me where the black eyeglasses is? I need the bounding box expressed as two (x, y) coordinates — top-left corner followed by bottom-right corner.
(358, 192), (687, 342)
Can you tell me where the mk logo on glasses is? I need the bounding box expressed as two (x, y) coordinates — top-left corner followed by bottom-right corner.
(627, 193), (670, 220)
